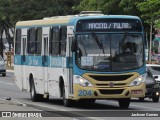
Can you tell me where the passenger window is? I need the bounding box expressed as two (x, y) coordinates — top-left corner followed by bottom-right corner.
(28, 28), (36, 55)
(35, 28), (42, 55)
(59, 26), (67, 56)
(50, 26), (67, 56)
(15, 29), (21, 55)
(50, 27), (59, 56)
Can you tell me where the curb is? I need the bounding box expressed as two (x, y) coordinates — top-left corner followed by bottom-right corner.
(7, 70), (14, 73)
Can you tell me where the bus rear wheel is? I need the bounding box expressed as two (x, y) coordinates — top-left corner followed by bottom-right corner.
(2, 73), (6, 77)
(118, 98), (130, 109)
(30, 80), (39, 102)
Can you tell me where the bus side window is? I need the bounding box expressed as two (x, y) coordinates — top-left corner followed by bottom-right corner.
(15, 29), (21, 55)
(28, 28), (36, 55)
(35, 27), (42, 55)
(59, 26), (67, 56)
(50, 26), (59, 56)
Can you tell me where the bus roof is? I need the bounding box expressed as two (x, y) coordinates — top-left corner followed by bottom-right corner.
(16, 14), (141, 28)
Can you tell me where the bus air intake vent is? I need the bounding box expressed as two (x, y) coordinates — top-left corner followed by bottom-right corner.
(89, 75), (132, 81)
(96, 83), (126, 87)
(99, 89), (124, 95)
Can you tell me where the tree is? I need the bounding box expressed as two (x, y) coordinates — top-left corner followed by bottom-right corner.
(154, 19), (160, 29)
(73, 0), (146, 15)
(119, 0), (144, 16)
(9, 0), (81, 24)
(0, 0), (13, 57)
(137, 0), (160, 24)
(0, 0), (81, 57)
(73, 0), (123, 15)
(137, 0), (160, 61)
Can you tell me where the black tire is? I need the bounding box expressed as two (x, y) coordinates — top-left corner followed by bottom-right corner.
(79, 99), (96, 104)
(152, 96), (159, 102)
(87, 99), (96, 103)
(62, 84), (72, 107)
(30, 80), (39, 102)
(139, 97), (145, 102)
(2, 73), (6, 77)
(118, 98), (130, 109)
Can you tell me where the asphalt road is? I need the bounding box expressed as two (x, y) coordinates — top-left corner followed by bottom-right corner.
(0, 71), (160, 120)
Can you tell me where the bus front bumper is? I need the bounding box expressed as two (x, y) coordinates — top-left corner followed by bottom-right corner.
(72, 83), (145, 100)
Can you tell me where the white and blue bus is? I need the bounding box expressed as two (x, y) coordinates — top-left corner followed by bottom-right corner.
(14, 11), (146, 108)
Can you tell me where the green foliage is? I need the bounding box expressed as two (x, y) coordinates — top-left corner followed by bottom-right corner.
(119, 0), (144, 16)
(155, 20), (160, 28)
(0, 0), (81, 56)
(73, 0), (145, 15)
(1, 0), (160, 57)
(9, 0), (81, 25)
(73, 0), (123, 15)
(1, 0), (160, 29)
(137, 0), (160, 24)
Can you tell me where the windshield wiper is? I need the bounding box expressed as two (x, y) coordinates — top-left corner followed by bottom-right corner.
(91, 32), (105, 54)
(119, 31), (128, 51)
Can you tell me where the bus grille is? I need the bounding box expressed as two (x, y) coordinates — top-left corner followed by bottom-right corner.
(89, 75), (132, 81)
(96, 83), (126, 87)
(99, 89), (124, 95)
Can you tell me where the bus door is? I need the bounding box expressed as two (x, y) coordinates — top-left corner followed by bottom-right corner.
(21, 29), (27, 90)
(42, 27), (49, 93)
(67, 26), (74, 95)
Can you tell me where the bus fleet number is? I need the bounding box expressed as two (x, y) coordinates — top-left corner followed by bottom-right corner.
(78, 90), (92, 96)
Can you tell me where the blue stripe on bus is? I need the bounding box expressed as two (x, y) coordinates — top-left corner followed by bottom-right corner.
(14, 55), (72, 68)
(14, 55), (23, 65)
(14, 54), (146, 76)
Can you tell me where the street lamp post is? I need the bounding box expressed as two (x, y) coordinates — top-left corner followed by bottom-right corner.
(149, 24), (153, 62)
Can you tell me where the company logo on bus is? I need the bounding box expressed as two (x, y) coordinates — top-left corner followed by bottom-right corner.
(109, 82), (114, 87)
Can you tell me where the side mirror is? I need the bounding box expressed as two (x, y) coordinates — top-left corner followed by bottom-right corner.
(154, 76), (158, 79)
(71, 37), (77, 52)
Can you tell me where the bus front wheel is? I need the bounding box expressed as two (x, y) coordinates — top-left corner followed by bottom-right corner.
(118, 98), (130, 109)
(63, 85), (72, 107)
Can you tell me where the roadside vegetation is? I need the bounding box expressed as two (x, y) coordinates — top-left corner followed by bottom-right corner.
(0, 0), (160, 57)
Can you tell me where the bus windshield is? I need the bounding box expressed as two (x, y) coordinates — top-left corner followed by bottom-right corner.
(75, 33), (144, 72)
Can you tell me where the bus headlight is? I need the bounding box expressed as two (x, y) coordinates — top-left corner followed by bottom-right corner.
(129, 74), (146, 86)
(76, 76), (93, 87)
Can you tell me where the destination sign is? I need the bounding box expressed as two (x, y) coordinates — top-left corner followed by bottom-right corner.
(76, 19), (142, 32)
(87, 22), (131, 29)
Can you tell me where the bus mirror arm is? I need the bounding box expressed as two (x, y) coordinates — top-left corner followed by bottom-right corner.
(71, 37), (77, 52)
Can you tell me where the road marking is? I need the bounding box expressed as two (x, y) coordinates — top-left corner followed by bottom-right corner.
(0, 97), (43, 111)
(98, 100), (160, 111)
(130, 104), (160, 111)
(2, 98), (160, 119)
(0, 81), (15, 86)
(10, 99), (104, 120)
(12, 99), (43, 111)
